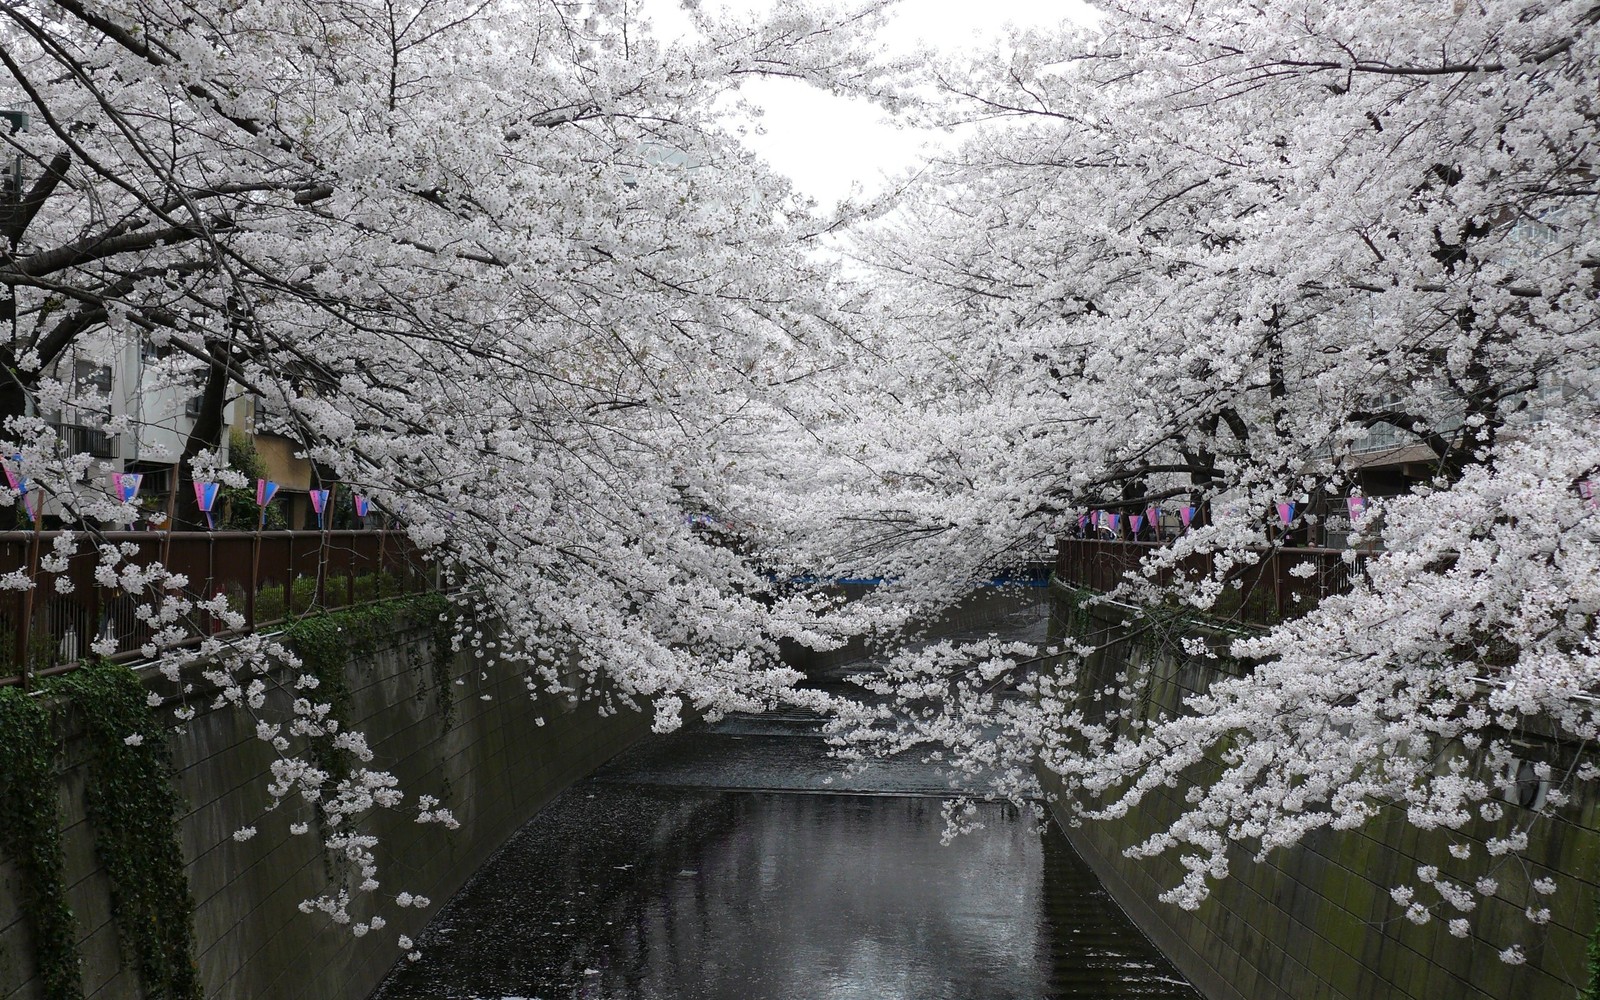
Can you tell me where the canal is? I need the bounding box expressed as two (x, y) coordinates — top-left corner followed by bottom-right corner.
(372, 595), (1199, 1000)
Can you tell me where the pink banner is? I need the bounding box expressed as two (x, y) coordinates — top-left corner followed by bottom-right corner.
(112, 472), (142, 503)
(1347, 495), (1367, 523)
(1276, 502), (1295, 526)
(193, 481), (220, 530)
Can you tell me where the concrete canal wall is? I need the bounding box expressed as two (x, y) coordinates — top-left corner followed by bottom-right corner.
(0, 607), (648, 1000)
(1044, 581), (1600, 1000)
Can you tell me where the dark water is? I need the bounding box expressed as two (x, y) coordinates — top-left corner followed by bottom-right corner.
(373, 596), (1198, 1000)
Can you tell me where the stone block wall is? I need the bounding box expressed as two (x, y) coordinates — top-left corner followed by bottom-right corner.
(1044, 582), (1599, 1000)
(0, 614), (648, 1000)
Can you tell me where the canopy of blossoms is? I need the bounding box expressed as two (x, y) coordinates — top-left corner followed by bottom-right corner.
(2, 0), (1596, 964)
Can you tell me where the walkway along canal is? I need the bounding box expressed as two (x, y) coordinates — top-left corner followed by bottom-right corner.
(371, 593), (1198, 1000)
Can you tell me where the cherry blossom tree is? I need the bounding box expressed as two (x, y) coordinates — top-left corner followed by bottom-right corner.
(814, 0), (1600, 957)
(0, 0), (899, 945)
(6, 0), (1600, 969)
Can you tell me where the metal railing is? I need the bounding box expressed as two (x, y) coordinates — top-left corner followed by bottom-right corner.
(1054, 538), (1366, 627)
(0, 529), (433, 687)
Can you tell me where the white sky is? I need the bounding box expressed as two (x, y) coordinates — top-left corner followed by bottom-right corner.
(642, 0), (1097, 205)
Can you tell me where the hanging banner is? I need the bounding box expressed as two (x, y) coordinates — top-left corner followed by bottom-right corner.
(353, 495), (371, 519)
(4, 453), (25, 496)
(1347, 495), (1367, 523)
(1131, 514), (1145, 534)
(1090, 509), (1101, 531)
(256, 479), (279, 507)
(1146, 507), (1160, 533)
(193, 480), (220, 530)
(112, 472), (142, 503)
(309, 488), (330, 529)
(1109, 513), (1122, 532)
(1276, 502), (1296, 526)
(1180, 506), (1195, 527)
(1580, 481), (1597, 509)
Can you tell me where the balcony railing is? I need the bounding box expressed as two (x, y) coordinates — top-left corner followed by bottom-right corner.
(51, 421), (118, 459)
(0, 529), (433, 687)
(1054, 538), (1365, 627)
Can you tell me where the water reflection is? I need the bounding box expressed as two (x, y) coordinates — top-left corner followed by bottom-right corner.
(375, 775), (1196, 999)
(375, 591), (1194, 999)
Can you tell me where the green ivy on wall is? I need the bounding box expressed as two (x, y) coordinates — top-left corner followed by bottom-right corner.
(424, 596), (456, 735)
(280, 593), (456, 784)
(47, 661), (200, 1000)
(0, 687), (82, 1000)
(0, 595), (459, 1000)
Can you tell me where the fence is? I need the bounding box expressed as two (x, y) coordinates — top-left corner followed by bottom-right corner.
(0, 530), (433, 687)
(1054, 538), (1365, 627)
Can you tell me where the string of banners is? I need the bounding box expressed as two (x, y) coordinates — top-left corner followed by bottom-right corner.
(3, 454), (36, 521)
(1079, 498), (1371, 534)
(96, 474), (377, 530)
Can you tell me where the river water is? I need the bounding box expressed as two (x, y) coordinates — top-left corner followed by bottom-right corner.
(373, 595), (1198, 1000)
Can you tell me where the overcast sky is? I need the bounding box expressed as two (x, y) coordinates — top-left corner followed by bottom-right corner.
(643, 0), (1096, 205)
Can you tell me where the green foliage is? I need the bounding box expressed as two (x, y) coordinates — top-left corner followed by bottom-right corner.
(0, 688), (82, 1000)
(422, 594), (456, 735)
(251, 571), (409, 624)
(252, 576), (315, 622)
(280, 593), (456, 791)
(45, 662), (199, 1000)
(219, 432), (286, 531)
(1052, 583), (1106, 648)
(0, 599), (454, 1000)
(280, 614), (357, 785)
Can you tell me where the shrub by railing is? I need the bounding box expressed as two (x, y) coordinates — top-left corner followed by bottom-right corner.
(1053, 538), (1365, 627)
(0, 530), (432, 687)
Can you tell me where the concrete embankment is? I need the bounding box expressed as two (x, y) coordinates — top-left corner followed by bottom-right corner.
(0, 608), (647, 1000)
(1044, 581), (1599, 1000)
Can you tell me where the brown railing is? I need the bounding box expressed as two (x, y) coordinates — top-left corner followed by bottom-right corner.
(1054, 538), (1365, 627)
(0, 530), (433, 687)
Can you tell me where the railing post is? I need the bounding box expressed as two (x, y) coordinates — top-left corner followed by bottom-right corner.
(377, 528), (388, 599)
(286, 530), (296, 618)
(1272, 550), (1284, 621)
(207, 531), (216, 634)
(314, 489), (330, 610)
(18, 502), (43, 689)
(86, 554), (101, 663)
(247, 530), (259, 630)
